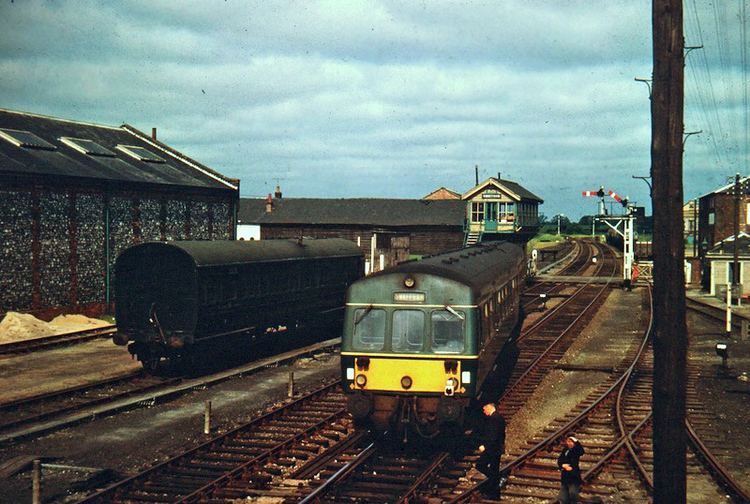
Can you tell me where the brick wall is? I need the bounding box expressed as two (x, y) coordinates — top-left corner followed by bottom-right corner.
(0, 187), (235, 316)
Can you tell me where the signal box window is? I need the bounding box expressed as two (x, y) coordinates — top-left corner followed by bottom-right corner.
(352, 308), (386, 350)
(471, 202), (484, 222)
(392, 310), (424, 352)
(431, 310), (465, 353)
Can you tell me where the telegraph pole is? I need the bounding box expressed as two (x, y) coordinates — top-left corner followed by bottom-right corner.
(651, 0), (686, 502)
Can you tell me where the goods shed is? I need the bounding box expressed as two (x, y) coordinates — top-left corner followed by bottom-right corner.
(238, 196), (465, 273)
(0, 108), (239, 317)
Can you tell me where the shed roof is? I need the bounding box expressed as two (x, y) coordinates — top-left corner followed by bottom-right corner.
(238, 198), (465, 227)
(707, 233), (750, 255)
(0, 108), (238, 192)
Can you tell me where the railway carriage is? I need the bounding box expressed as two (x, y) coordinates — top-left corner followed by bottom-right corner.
(341, 241), (525, 437)
(114, 238), (363, 371)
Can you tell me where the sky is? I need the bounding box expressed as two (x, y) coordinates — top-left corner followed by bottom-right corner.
(1, 1), (747, 220)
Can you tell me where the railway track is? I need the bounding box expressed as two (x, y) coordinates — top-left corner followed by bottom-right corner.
(446, 285), (750, 503)
(78, 381), (355, 503)
(0, 372), (178, 442)
(498, 241), (619, 416)
(0, 338), (340, 445)
(0, 324), (117, 355)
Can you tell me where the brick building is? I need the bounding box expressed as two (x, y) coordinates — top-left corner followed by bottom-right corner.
(698, 176), (750, 253)
(697, 176), (750, 288)
(238, 197), (465, 273)
(422, 187), (460, 200)
(0, 109), (239, 317)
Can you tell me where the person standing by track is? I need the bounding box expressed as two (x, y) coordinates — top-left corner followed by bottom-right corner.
(476, 402), (506, 498)
(557, 435), (585, 503)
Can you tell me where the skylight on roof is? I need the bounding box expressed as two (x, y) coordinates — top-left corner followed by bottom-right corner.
(60, 137), (115, 157)
(116, 144), (165, 163)
(0, 128), (56, 151)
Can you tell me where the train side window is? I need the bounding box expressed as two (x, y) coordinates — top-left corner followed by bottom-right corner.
(205, 280), (220, 305)
(352, 308), (386, 351)
(431, 310), (465, 353)
(392, 310), (424, 352)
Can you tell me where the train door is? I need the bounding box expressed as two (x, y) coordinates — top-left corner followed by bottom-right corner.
(484, 202), (498, 232)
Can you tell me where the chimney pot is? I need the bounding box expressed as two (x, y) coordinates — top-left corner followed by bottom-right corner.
(152, 127), (157, 140)
(265, 193), (273, 213)
(274, 185), (282, 199)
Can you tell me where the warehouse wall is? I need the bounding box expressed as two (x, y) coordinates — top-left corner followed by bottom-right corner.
(0, 187), (235, 317)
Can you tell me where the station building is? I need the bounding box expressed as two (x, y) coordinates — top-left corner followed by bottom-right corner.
(704, 233), (750, 297)
(0, 109), (239, 317)
(239, 177), (543, 273)
(238, 195), (465, 273)
(462, 176), (543, 246)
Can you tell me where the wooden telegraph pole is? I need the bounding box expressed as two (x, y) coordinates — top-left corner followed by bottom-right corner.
(651, 0), (686, 502)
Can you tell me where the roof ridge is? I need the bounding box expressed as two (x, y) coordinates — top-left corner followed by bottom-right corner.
(0, 107), (122, 130)
(121, 124), (239, 191)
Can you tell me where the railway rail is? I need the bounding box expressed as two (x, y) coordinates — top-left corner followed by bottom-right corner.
(446, 284), (750, 503)
(82, 239), (743, 502)
(0, 324), (117, 355)
(78, 381), (355, 503)
(1, 338), (340, 445)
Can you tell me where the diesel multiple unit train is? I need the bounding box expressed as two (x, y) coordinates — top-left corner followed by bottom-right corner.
(113, 238), (364, 371)
(340, 241), (525, 437)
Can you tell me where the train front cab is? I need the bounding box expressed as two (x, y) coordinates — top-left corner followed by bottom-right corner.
(341, 272), (480, 436)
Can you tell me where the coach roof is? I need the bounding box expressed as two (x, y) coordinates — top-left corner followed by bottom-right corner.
(368, 241), (525, 294)
(119, 238), (363, 268)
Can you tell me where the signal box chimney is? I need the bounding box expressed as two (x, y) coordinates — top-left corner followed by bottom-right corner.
(265, 193), (273, 213)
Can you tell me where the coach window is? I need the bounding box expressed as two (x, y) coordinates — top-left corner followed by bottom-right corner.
(431, 310), (465, 353)
(352, 308), (386, 351)
(392, 310), (424, 352)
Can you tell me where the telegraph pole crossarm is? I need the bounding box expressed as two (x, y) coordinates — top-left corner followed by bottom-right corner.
(632, 174), (653, 197)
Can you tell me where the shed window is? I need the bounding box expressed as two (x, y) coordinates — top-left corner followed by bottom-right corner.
(0, 128), (56, 150)
(116, 144), (166, 163)
(352, 308), (386, 351)
(60, 137), (115, 157)
(392, 310), (424, 352)
(431, 310), (465, 353)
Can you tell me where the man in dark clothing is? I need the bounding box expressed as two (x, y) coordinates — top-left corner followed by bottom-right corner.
(557, 435), (585, 503)
(476, 402), (506, 497)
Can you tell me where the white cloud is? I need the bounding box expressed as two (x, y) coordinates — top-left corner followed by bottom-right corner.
(0, 0), (746, 219)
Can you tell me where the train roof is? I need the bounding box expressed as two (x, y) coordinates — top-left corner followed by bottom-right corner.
(118, 238), (363, 268)
(368, 241), (525, 292)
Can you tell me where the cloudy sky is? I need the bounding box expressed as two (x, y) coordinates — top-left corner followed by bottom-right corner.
(1, 1), (747, 219)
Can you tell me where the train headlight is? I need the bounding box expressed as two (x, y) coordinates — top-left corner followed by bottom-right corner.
(346, 367), (355, 380)
(355, 374), (367, 387)
(461, 371), (471, 384)
(404, 276), (415, 288)
(400, 376), (413, 389)
(445, 377), (458, 396)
